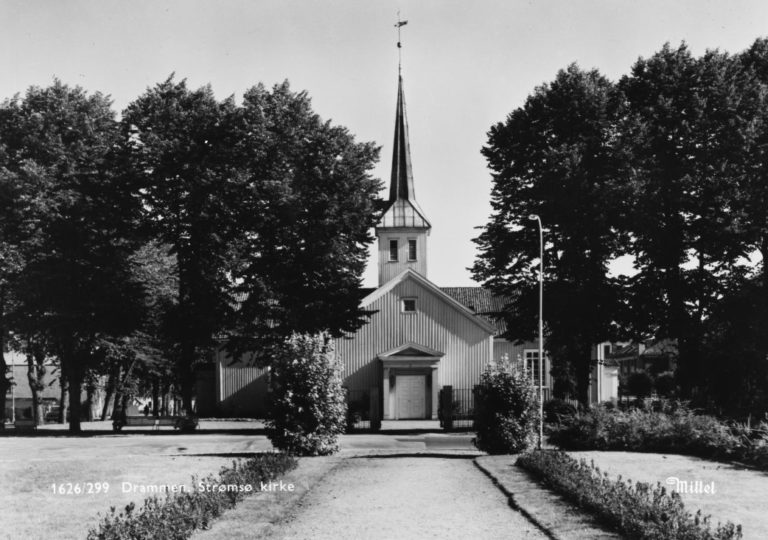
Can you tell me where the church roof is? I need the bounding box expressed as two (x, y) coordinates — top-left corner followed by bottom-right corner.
(359, 283), (509, 336)
(377, 74), (430, 229)
(441, 287), (510, 335)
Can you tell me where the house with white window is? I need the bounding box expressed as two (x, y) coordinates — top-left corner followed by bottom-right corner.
(200, 71), (548, 420)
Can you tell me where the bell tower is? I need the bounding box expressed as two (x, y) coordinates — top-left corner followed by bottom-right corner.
(375, 72), (431, 286)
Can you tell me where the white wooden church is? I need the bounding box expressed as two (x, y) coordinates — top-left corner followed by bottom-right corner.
(196, 71), (550, 420)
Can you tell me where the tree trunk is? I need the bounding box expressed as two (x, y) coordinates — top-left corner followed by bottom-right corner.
(85, 381), (95, 422)
(0, 291), (10, 430)
(0, 348), (9, 430)
(100, 366), (118, 420)
(161, 384), (168, 415)
(58, 374), (69, 424)
(111, 366), (123, 420)
(66, 351), (83, 432)
(179, 342), (195, 415)
(152, 377), (160, 416)
(26, 349), (44, 425)
(121, 393), (129, 418)
(575, 344), (593, 408)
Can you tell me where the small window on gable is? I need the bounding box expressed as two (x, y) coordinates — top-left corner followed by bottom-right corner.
(389, 239), (398, 261)
(402, 298), (416, 313)
(408, 239), (417, 261)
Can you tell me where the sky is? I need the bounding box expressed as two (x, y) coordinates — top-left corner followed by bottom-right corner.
(2, 0), (768, 287)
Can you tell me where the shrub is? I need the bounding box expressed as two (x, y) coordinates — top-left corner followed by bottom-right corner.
(626, 370), (654, 399)
(473, 356), (540, 454)
(266, 332), (347, 455)
(547, 402), (768, 469)
(655, 371), (677, 397)
(544, 398), (578, 424)
(87, 453), (297, 540)
(518, 450), (742, 540)
(345, 390), (369, 432)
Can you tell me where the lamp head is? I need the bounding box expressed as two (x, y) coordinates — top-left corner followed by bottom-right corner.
(528, 214), (539, 221)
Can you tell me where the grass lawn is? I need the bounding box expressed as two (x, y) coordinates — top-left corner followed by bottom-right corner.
(192, 456), (342, 539)
(0, 424), (274, 540)
(569, 451), (768, 538)
(1, 452), (234, 540)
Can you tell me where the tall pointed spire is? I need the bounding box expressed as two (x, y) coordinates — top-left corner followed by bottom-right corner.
(389, 74), (416, 202)
(376, 15), (430, 286)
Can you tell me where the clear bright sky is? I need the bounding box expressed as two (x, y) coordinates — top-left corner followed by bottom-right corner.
(2, 1), (768, 287)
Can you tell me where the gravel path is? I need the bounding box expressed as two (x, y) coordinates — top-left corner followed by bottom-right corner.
(272, 456), (547, 539)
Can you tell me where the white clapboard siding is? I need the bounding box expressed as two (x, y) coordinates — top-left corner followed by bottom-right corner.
(336, 277), (493, 392)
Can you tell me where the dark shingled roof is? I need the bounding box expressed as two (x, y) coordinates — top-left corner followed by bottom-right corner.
(441, 287), (509, 335)
(361, 285), (509, 336)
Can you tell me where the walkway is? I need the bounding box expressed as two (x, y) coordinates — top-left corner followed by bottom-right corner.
(270, 455), (547, 540)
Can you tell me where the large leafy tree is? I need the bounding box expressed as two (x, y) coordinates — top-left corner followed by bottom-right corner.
(121, 77), (242, 413)
(619, 44), (758, 398)
(700, 277), (768, 417)
(473, 65), (630, 405)
(122, 78), (381, 412)
(1, 81), (145, 431)
(0, 97), (59, 428)
(227, 82), (381, 359)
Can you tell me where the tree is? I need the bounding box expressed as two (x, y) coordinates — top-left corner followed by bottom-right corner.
(118, 77), (381, 413)
(0, 110), (55, 428)
(699, 278), (768, 417)
(473, 65), (629, 405)
(626, 371), (654, 400)
(227, 82), (382, 359)
(0, 169), (28, 428)
(121, 77), (241, 413)
(619, 44), (758, 399)
(1, 81), (145, 431)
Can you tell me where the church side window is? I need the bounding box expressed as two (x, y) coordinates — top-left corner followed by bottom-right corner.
(389, 239), (399, 261)
(402, 298), (416, 312)
(407, 239), (417, 261)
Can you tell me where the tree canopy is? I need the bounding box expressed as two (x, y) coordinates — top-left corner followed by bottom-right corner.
(0, 81), (145, 431)
(0, 76), (381, 430)
(475, 40), (768, 411)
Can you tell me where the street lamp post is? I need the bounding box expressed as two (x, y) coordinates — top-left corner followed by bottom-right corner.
(528, 214), (544, 449)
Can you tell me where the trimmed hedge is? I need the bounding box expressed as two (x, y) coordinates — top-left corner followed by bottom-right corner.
(549, 402), (768, 470)
(518, 450), (742, 540)
(87, 453), (297, 540)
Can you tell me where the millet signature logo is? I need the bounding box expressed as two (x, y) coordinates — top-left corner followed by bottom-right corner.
(665, 476), (716, 494)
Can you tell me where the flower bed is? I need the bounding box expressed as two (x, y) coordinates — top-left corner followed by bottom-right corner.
(517, 450), (742, 540)
(87, 453), (297, 540)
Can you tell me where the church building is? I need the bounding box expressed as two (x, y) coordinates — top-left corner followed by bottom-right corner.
(198, 70), (549, 421)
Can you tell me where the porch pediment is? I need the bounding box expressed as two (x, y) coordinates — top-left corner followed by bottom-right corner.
(377, 342), (444, 360)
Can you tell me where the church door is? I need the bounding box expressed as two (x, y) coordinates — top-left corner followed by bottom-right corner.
(396, 375), (426, 419)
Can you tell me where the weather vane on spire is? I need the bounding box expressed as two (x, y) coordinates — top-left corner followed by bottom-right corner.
(395, 11), (408, 73)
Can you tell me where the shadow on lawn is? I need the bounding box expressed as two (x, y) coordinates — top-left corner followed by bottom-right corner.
(0, 427), (268, 437)
(347, 428), (474, 436)
(349, 452), (483, 460)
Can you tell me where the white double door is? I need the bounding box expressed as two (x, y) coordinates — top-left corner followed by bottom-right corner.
(396, 374), (426, 419)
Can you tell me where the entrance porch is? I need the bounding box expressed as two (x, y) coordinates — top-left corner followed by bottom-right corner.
(378, 342), (444, 420)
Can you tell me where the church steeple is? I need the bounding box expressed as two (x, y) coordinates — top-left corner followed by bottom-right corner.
(389, 75), (415, 203)
(375, 55), (431, 286)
